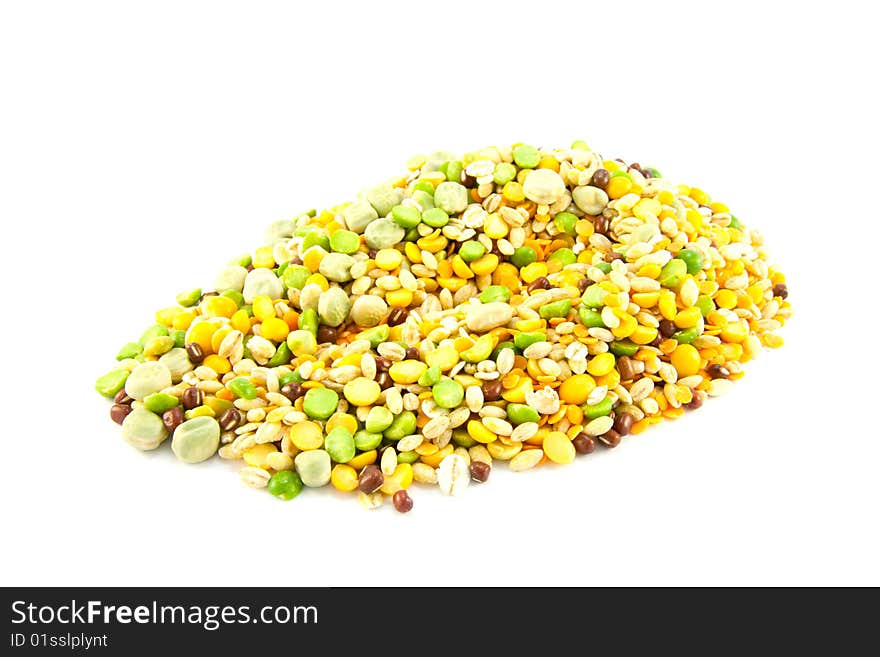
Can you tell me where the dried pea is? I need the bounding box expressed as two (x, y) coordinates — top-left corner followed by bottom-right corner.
(95, 369), (129, 398)
(510, 247), (537, 268)
(479, 285), (511, 304)
(539, 299), (571, 319)
(268, 470), (303, 500)
(433, 378), (464, 409)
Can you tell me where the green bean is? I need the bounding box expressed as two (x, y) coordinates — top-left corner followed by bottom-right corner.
(299, 308), (319, 335)
(582, 396), (613, 419)
(539, 299), (571, 319)
(116, 342), (141, 361)
(609, 341), (639, 357)
(673, 327), (700, 344)
(434, 182), (468, 215)
(267, 341), (292, 367)
(95, 369), (129, 398)
(578, 305), (605, 328)
(479, 284), (512, 303)
(121, 408), (168, 451)
(514, 332), (546, 350)
(143, 392), (179, 414)
(581, 284), (608, 308)
(507, 403), (540, 424)
(357, 325), (389, 348)
(228, 378), (258, 400)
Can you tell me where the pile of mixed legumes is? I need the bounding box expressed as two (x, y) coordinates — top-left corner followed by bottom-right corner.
(95, 141), (791, 512)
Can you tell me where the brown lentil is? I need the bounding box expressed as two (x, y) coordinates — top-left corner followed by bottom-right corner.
(706, 364), (731, 379)
(316, 326), (338, 344)
(386, 308), (408, 326)
(482, 380), (503, 402)
(182, 386), (203, 410)
(469, 461), (491, 483)
(280, 382), (304, 402)
(617, 356), (636, 381)
(613, 412), (634, 436)
(659, 319), (677, 338)
(184, 342), (204, 364)
(591, 168), (610, 189)
(162, 406), (184, 433)
(392, 489), (413, 513)
(110, 404), (132, 425)
(599, 430), (621, 448)
(218, 407), (242, 431)
(573, 434), (596, 454)
(684, 392), (704, 411)
(527, 276), (550, 292)
(358, 465), (384, 493)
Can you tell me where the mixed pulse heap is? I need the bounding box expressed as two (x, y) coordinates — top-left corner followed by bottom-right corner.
(95, 141), (791, 512)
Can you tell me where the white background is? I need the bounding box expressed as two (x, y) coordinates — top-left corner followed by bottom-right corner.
(1, 1), (877, 587)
